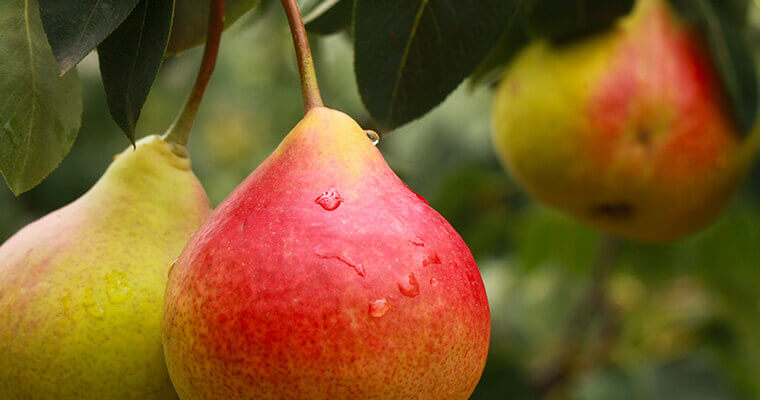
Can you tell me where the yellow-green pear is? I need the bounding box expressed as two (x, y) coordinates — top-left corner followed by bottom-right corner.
(168, 0), (260, 53)
(0, 136), (211, 399)
(493, 0), (760, 242)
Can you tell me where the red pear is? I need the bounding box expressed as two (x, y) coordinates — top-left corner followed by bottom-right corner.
(162, 107), (491, 399)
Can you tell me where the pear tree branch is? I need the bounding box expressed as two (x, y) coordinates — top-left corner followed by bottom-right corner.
(280, 0), (324, 113)
(164, 0), (226, 146)
(534, 235), (623, 398)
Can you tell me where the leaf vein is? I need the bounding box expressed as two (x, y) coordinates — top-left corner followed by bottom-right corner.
(124, 1), (151, 131)
(387, 0), (429, 124)
(20, 0), (38, 179)
(72, 0), (104, 64)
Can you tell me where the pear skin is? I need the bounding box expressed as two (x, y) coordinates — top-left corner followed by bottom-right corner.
(492, 0), (760, 242)
(0, 136), (211, 399)
(168, 0), (260, 53)
(162, 108), (491, 400)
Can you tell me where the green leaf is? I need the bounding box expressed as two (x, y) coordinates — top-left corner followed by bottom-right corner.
(469, 18), (530, 88)
(354, 0), (518, 130)
(511, 206), (600, 274)
(678, 203), (760, 310)
(667, 0), (751, 27)
(714, 0), (751, 23)
(97, 0), (174, 143)
(522, 0), (636, 42)
(304, 0), (354, 35)
(167, 0), (262, 53)
(0, 0), (83, 195)
(37, 0), (141, 73)
(667, 0), (758, 136)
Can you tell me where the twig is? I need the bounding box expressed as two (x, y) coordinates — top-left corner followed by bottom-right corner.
(163, 0), (226, 146)
(533, 235), (622, 398)
(279, 0), (324, 113)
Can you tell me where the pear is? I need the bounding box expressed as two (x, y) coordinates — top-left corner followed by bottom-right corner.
(168, 0), (260, 53)
(0, 136), (211, 399)
(492, 0), (760, 242)
(162, 107), (491, 400)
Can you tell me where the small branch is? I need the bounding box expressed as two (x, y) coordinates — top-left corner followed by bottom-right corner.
(163, 0), (226, 146)
(280, 0), (324, 113)
(533, 235), (622, 398)
(584, 300), (622, 370)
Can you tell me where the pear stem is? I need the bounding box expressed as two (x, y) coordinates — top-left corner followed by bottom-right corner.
(534, 235), (622, 398)
(280, 0), (324, 113)
(163, 0), (226, 146)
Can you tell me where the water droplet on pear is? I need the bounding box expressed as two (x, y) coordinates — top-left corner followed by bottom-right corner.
(82, 288), (105, 319)
(59, 290), (75, 320)
(168, 258), (178, 277)
(398, 273), (420, 298)
(365, 130), (380, 146)
(105, 271), (132, 303)
(315, 188), (343, 211)
(316, 251), (366, 278)
(369, 298), (390, 318)
(422, 253), (441, 266)
(410, 190), (429, 205)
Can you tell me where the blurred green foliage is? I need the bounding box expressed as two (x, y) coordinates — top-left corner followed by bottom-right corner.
(2, 5), (760, 399)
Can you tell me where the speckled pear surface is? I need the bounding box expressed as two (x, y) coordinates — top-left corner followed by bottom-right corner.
(168, 0), (260, 53)
(162, 107), (491, 400)
(0, 136), (211, 400)
(493, 0), (760, 242)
